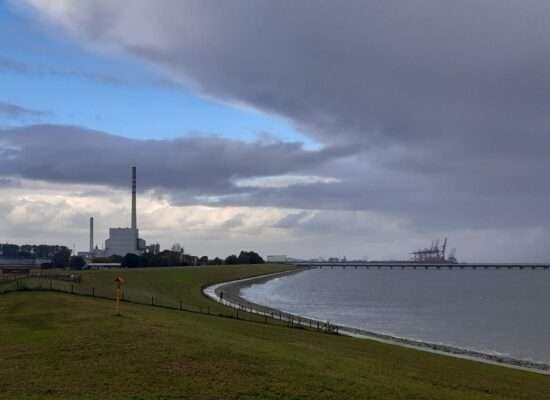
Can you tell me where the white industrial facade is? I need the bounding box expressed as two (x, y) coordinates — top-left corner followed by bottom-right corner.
(104, 228), (146, 257)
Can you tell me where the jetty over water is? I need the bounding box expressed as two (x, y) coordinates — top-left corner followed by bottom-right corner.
(291, 261), (550, 270)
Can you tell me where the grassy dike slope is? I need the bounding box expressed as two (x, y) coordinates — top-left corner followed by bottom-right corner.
(79, 265), (293, 315)
(0, 266), (549, 399)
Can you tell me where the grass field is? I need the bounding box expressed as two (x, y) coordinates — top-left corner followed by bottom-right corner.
(77, 265), (293, 316)
(1, 266), (549, 399)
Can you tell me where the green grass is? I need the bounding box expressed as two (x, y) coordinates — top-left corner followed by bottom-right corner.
(78, 264), (292, 313)
(0, 266), (549, 399)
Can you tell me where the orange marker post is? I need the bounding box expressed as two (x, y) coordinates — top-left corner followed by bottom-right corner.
(114, 276), (125, 316)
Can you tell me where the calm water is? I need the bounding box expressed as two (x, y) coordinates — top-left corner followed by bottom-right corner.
(241, 269), (550, 363)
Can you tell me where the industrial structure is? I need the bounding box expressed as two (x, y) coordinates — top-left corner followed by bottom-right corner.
(410, 238), (457, 263)
(104, 166), (147, 257)
(89, 217), (94, 254)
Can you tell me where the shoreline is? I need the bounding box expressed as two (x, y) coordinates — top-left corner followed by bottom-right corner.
(203, 267), (550, 375)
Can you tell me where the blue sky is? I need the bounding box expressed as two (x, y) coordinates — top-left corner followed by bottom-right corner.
(0, 1), (309, 143)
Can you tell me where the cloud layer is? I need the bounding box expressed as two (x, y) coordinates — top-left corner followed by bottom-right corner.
(4, 1), (550, 260)
(0, 124), (345, 198)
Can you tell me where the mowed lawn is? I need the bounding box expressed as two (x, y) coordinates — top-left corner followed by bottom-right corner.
(0, 267), (549, 399)
(78, 264), (293, 314)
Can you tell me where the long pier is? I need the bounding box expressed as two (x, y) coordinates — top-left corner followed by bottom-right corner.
(291, 261), (550, 270)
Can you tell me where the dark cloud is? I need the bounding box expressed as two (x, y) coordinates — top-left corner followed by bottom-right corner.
(0, 101), (49, 119)
(2, 123), (547, 240)
(0, 177), (22, 188)
(31, 2), (550, 147)
(221, 214), (246, 230)
(273, 211), (311, 229)
(0, 124), (346, 197)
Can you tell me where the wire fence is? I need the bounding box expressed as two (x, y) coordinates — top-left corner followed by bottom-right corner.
(0, 277), (339, 335)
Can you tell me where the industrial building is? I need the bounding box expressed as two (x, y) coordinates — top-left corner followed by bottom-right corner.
(81, 166), (146, 258)
(411, 238), (457, 263)
(80, 166), (159, 260)
(103, 166), (146, 257)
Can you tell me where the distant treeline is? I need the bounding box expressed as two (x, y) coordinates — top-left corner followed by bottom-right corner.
(69, 250), (265, 269)
(0, 243), (71, 259)
(1, 241), (266, 270)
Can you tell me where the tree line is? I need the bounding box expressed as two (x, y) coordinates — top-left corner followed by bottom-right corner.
(62, 250), (265, 269)
(119, 250), (264, 268)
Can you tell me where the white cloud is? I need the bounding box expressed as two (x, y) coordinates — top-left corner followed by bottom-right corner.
(234, 175), (340, 189)
(0, 177), (302, 256)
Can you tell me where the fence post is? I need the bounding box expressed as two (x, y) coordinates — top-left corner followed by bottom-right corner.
(151, 296), (154, 306)
(50, 280), (52, 290)
(92, 287), (95, 297)
(179, 301), (182, 311)
(71, 284), (74, 294)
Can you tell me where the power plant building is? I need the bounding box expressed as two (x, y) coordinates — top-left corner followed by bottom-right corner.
(104, 166), (146, 257)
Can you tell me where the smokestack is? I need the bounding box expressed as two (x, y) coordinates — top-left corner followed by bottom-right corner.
(131, 166), (137, 230)
(89, 217), (94, 253)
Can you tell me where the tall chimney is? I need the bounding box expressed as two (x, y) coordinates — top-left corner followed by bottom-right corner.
(89, 217), (94, 253)
(131, 166), (137, 230)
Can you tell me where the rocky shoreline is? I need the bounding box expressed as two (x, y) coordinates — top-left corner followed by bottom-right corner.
(205, 268), (550, 375)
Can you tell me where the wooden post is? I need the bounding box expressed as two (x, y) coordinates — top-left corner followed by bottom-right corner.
(114, 276), (125, 316)
(115, 287), (121, 315)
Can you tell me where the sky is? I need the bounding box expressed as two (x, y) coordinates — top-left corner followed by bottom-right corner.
(1, 0), (550, 261)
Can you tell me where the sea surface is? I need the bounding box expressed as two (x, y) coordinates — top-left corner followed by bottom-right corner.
(241, 268), (550, 364)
